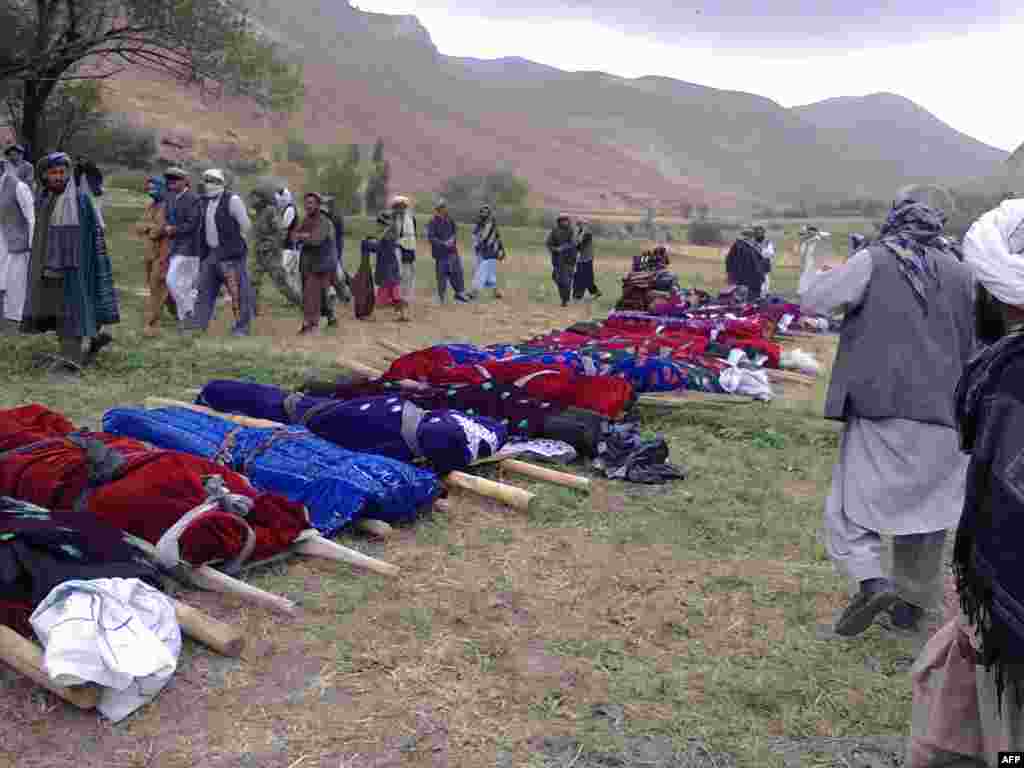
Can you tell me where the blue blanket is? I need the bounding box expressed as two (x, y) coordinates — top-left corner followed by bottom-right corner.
(102, 407), (440, 537)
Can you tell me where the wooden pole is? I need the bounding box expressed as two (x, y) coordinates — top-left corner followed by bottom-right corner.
(378, 340), (412, 357)
(637, 393), (754, 408)
(355, 519), (394, 537)
(766, 369), (818, 387)
(445, 471), (535, 512)
(293, 535), (399, 577)
(143, 397), (281, 429)
(171, 599), (245, 657)
(337, 358), (383, 379)
(499, 459), (590, 492)
(125, 535), (299, 616)
(0, 626), (100, 709)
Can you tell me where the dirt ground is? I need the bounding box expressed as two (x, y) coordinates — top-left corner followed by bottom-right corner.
(0, 206), (925, 768)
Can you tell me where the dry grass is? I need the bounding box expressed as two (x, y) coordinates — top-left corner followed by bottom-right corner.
(0, 201), (917, 768)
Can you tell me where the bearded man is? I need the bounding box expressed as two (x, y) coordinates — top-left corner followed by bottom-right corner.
(800, 199), (975, 637)
(20, 153), (119, 375)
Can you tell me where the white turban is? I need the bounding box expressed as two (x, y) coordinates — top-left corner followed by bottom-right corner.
(962, 199), (1024, 306)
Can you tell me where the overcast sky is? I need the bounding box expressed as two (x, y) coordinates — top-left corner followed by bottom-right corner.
(355, 1), (1022, 152)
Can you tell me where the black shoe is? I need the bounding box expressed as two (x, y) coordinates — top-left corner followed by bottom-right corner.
(887, 600), (925, 632)
(561, 300), (569, 307)
(834, 578), (898, 637)
(326, 316), (338, 328)
(454, 293), (470, 303)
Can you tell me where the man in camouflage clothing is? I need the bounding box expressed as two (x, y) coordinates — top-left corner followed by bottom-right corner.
(250, 187), (300, 310)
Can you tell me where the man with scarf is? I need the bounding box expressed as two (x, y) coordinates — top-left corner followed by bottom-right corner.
(136, 175), (176, 336)
(469, 204), (506, 300)
(800, 199), (975, 637)
(725, 227), (767, 300)
(190, 169), (253, 337)
(162, 168), (201, 331)
(4, 145), (35, 193)
(546, 214), (577, 307)
(390, 195), (416, 322)
(908, 199), (1024, 766)
(427, 199), (468, 304)
(294, 191), (338, 335)
(753, 225), (775, 294)
(572, 218), (602, 301)
(0, 158), (35, 331)
(20, 153), (120, 375)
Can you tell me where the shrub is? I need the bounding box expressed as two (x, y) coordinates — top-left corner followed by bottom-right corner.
(72, 116), (157, 169)
(688, 220), (724, 246)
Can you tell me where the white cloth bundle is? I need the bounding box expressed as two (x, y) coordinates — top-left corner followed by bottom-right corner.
(962, 198), (1024, 306)
(30, 578), (181, 722)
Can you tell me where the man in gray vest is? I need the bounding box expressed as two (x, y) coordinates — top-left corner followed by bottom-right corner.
(162, 167), (201, 330)
(190, 168), (253, 336)
(0, 159), (35, 330)
(800, 199), (975, 637)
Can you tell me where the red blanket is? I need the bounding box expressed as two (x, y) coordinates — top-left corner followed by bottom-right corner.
(0, 406), (309, 567)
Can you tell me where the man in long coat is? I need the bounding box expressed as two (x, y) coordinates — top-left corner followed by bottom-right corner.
(21, 152), (120, 375)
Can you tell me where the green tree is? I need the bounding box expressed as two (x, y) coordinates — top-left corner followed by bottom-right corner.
(365, 139), (390, 214)
(0, 0), (302, 154)
(317, 146), (363, 215)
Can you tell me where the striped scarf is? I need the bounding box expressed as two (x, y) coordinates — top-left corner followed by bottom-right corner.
(876, 199), (951, 313)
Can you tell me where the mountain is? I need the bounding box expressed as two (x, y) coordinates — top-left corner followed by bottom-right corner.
(101, 0), (1010, 211)
(793, 93), (1008, 192)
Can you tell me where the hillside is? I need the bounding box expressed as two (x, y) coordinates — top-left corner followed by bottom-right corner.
(98, 0), (1009, 211)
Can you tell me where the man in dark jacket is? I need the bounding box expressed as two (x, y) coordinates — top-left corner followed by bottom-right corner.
(427, 199), (468, 304)
(725, 228), (767, 300)
(546, 213), (577, 307)
(162, 167), (201, 330)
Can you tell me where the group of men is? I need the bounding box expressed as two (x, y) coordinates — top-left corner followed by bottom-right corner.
(546, 213), (601, 307)
(725, 224), (776, 299)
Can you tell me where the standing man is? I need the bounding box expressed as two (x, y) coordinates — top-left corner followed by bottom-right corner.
(427, 199), (468, 304)
(800, 199), (975, 637)
(318, 196), (351, 328)
(391, 195), (416, 323)
(163, 167), (201, 332)
(136, 175), (175, 336)
(546, 213), (577, 307)
(294, 192), (338, 335)
(469, 204), (506, 300)
(191, 168), (253, 337)
(21, 152), (120, 375)
(0, 158), (35, 331)
(753, 225), (775, 294)
(4, 145), (35, 193)
(725, 227), (767, 300)
(572, 218), (602, 301)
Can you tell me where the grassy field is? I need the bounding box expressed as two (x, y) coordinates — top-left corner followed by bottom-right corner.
(0, 197), (922, 768)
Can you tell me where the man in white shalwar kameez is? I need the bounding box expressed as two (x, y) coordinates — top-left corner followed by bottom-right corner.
(0, 159), (35, 330)
(800, 199), (975, 636)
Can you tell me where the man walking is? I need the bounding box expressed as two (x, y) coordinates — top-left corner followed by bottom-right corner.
(162, 167), (201, 331)
(800, 199), (975, 637)
(546, 213), (577, 307)
(427, 199), (468, 304)
(0, 158), (35, 331)
(21, 153), (120, 375)
(136, 175), (175, 336)
(191, 169), (253, 337)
